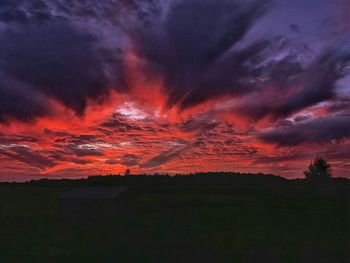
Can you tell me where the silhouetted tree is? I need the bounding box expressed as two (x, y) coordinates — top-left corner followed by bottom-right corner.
(304, 157), (332, 181)
(124, 169), (131, 176)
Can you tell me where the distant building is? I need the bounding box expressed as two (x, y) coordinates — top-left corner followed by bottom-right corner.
(59, 187), (129, 225)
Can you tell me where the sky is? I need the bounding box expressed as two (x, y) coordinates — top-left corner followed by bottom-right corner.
(0, 0), (350, 181)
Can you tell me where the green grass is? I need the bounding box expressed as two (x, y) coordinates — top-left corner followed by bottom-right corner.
(0, 186), (349, 262)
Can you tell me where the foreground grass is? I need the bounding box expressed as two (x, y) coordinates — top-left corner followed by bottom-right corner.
(0, 186), (349, 262)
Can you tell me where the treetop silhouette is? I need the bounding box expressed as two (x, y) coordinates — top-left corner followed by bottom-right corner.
(304, 157), (332, 180)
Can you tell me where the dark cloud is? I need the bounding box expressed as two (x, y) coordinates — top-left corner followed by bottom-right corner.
(0, 21), (122, 119)
(236, 47), (350, 120)
(44, 129), (71, 137)
(69, 147), (104, 157)
(326, 99), (350, 113)
(0, 0), (128, 122)
(69, 134), (102, 144)
(1, 0), (349, 125)
(133, 0), (274, 109)
(48, 133), (106, 157)
(0, 0), (101, 24)
(277, 49), (350, 116)
(140, 147), (186, 168)
(179, 117), (218, 132)
(48, 150), (92, 165)
(0, 146), (56, 170)
(119, 153), (140, 166)
(0, 2), (29, 23)
(129, 0), (349, 120)
(0, 0), (51, 23)
(105, 154), (141, 166)
(293, 115), (312, 123)
(102, 114), (143, 132)
(258, 114), (350, 146)
(105, 159), (118, 165)
(0, 76), (52, 122)
(0, 133), (37, 144)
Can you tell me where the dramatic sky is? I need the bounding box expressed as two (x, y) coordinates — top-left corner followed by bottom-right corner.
(1, 0), (350, 181)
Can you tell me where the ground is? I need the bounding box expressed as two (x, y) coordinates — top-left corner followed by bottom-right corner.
(0, 185), (349, 262)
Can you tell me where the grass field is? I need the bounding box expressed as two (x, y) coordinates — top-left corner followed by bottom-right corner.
(0, 185), (349, 262)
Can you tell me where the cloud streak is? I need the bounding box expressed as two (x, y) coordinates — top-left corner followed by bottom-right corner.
(258, 114), (350, 146)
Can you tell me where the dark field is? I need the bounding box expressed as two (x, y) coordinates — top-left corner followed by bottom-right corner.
(0, 184), (349, 262)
